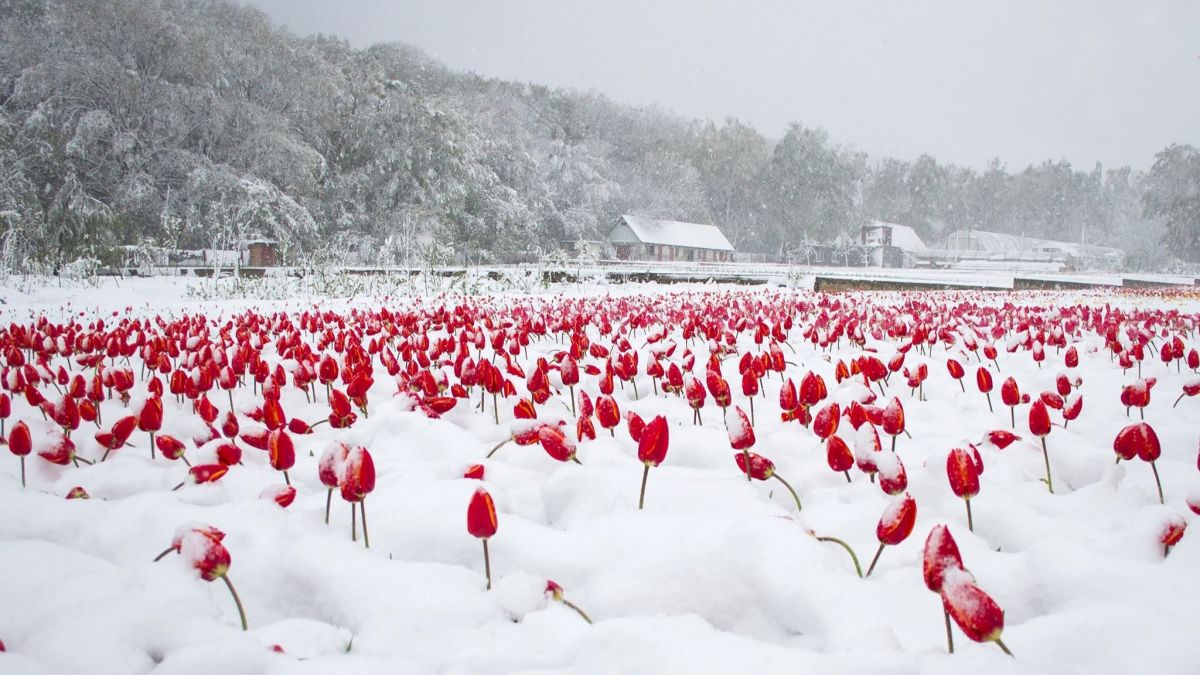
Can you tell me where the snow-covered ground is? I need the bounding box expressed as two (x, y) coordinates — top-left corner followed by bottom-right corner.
(1, 276), (1199, 675)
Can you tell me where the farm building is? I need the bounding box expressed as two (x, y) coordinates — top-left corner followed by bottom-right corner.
(860, 220), (930, 267)
(939, 229), (1125, 270)
(607, 215), (736, 263)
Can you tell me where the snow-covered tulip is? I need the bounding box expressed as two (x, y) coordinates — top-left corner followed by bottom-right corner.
(8, 419), (31, 487)
(1113, 422), (1164, 504)
(1028, 400), (1054, 494)
(178, 528), (248, 630)
(923, 524), (964, 653)
(876, 451), (907, 496)
(637, 414), (669, 509)
(941, 569), (1013, 656)
(318, 443), (350, 524)
(728, 405), (755, 481)
(65, 485), (89, 500)
(980, 429), (1020, 450)
(467, 487), (498, 589)
(261, 484), (296, 508)
(544, 579), (593, 624)
(539, 424), (579, 463)
(171, 463), (230, 491)
(947, 448), (980, 531)
(881, 397), (905, 453)
(812, 402), (840, 440)
(595, 394), (620, 436)
(733, 451), (803, 512)
(1161, 518), (1186, 556)
(341, 446), (376, 547)
(866, 493), (916, 577)
(1173, 379), (1200, 408)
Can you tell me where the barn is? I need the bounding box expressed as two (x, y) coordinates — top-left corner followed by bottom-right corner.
(607, 215), (736, 263)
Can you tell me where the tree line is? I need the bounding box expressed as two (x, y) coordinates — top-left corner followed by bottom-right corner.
(0, 0), (1197, 273)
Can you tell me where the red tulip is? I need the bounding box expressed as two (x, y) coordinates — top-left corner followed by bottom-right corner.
(467, 487), (498, 590)
(733, 450), (803, 512)
(941, 570), (1012, 655)
(1026, 400), (1054, 494)
(267, 429), (295, 483)
(867, 493), (917, 576)
(1000, 377), (1021, 427)
(38, 433), (75, 466)
(177, 528), (247, 630)
(923, 524), (964, 653)
(981, 430), (1020, 450)
(625, 411), (645, 442)
(464, 463), (485, 480)
(812, 402), (840, 440)
(596, 394), (620, 436)
(1113, 421), (1164, 504)
(947, 448), (980, 530)
(975, 367), (994, 412)
(261, 484), (297, 508)
(156, 434), (189, 465)
(876, 451), (907, 495)
(8, 419), (31, 487)
(881, 397), (904, 452)
(826, 435), (854, 481)
(65, 485), (89, 499)
(946, 358), (966, 391)
(1162, 518), (1186, 556)
(343, 446), (377, 548)
(139, 396), (163, 458)
(636, 415), (669, 509)
(539, 424), (578, 463)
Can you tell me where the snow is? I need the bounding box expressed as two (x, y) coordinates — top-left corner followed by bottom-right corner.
(0, 276), (1199, 674)
(611, 215), (736, 252)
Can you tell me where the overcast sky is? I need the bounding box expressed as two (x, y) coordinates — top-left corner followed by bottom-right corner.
(241, 0), (1197, 171)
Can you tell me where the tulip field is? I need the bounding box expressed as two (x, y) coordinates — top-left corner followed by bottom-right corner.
(2, 277), (1200, 674)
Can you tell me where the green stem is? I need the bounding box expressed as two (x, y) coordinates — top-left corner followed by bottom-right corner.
(865, 542), (886, 577)
(19, 456), (25, 488)
(1040, 436), (1054, 494)
(360, 498), (370, 548)
(815, 535), (863, 577)
(325, 488), (332, 524)
(638, 464), (650, 510)
(351, 501), (358, 542)
(995, 637), (1013, 657)
(221, 574), (249, 631)
(772, 474), (803, 512)
(562, 598), (593, 624)
(1150, 460), (1164, 505)
(944, 607), (955, 654)
(482, 539), (492, 590)
(966, 498), (974, 532)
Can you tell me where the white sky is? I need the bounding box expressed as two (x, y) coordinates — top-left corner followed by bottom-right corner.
(240, 0), (1199, 171)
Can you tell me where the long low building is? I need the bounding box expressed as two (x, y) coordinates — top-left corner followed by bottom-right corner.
(939, 229), (1125, 269)
(608, 214), (735, 263)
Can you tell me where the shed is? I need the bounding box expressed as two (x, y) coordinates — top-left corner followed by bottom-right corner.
(607, 215), (735, 263)
(247, 239), (279, 267)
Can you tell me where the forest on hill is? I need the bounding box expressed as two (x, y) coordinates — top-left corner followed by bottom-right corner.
(1, 0), (1197, 273)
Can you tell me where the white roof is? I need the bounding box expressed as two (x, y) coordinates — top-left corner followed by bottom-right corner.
(610, 215), (735, 252)
(944, 229), (1124, 258)
(869, 220), (928, 252)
